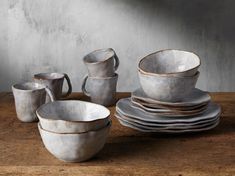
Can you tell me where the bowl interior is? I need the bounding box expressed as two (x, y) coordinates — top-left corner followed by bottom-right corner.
(84, 49), (114, 63)
(34, 73), (64, 80)
(37, 101), (110, 122)
(13, 82), (45, 91)
(139, 50), (200, 74)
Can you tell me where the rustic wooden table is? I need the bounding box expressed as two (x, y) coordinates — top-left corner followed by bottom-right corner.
(0, 92), (234, 176)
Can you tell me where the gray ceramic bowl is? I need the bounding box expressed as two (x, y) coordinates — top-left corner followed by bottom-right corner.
(138, 49), (201, 76)
(38, 121), (111, 162)
(138, 71), (200, 102)
(36, 100), (110, 133)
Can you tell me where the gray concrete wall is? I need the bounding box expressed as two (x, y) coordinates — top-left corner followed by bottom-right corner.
(1, 0), (235, 92)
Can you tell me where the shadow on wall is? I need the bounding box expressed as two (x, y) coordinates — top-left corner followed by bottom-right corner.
(1, 0), (235, 91)
(114, 0), (235, 91)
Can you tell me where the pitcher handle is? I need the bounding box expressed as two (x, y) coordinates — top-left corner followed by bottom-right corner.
(45, 87), (55, 102)
(62, 73), (72, 98)
(113, 50), (119, 71)
(81, 75), (90, 97)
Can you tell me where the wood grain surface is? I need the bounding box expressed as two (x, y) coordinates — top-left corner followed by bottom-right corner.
(0, 92), (234, 176)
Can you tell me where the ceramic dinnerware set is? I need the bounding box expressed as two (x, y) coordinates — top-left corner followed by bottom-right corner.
(37, 100), (111, 162)
(12, 73), (111, 162)
(82, 48), (119, 106)
(11, 49), (118, 162)
(115, 49), (221, 133)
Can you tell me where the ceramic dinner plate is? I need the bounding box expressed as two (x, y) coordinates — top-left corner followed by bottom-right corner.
(116, 114), (220, 133)
(115, 109), (220, 128)
(116, 98), (221, 123)
(115, 111), (220, 131)
(132, 88), (211, 107)
(130, 101), (208, 117)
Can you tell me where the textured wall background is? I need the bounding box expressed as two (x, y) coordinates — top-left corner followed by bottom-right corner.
(0, 0), (235, 92)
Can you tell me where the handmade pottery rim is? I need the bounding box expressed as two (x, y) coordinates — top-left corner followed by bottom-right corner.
(83, 48), (115, 64)
(36, 100), (111, 123)
(38, 120), (111, 135)
(12, 82), (46, 92)
(139, 70), (200, 79)
(138, 49), (201, 76)
(34, 72), (65, 80)
(86, 73), (118, 80)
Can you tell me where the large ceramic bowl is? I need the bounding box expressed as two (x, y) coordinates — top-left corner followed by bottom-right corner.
(36, 100), (110, 133)
(138, 71), (200, 102)
(38, 121), (111, 162)
(138, 49), (201, 76)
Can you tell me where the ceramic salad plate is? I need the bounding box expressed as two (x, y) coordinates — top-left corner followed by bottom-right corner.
(132, 88), (211, 107)
(130, 100), (208, 117)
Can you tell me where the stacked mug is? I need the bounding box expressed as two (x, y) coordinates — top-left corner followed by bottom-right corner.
(12, 72), (72, 122)
(82, 48), (119, 106)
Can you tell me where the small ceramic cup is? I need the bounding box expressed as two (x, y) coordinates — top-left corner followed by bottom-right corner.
(82, 74), (118, 106)
(33, 73), (72, 102)
(12, 82), (55, 122)
(83, 48), (119, 77)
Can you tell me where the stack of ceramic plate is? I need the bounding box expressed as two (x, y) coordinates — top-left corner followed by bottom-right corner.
(115, 88), (221, 133)
(115, 50), (221, 133)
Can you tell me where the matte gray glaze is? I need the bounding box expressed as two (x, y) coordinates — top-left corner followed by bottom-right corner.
(138, 49), (200, 76)
(116, 112), (220, 134)
(130, 101), (208, 117)
(82, 74), (118, 106)
(132, 88), (211, 107)
(115, 111), (220, 128)
(138, 71), (199, 102)
(12, 82), (55, 122)
(131, 97), (208, 113)
(116, 98), (221, 123)
(34, 72), (72, 102)
(37, 100), (110, 133)
(83, 48), (119, 77)
(38, 122), (111, 162)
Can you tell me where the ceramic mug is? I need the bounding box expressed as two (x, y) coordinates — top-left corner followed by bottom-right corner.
(82, 74), (118, 106)
(34, 73), (72, 102)
(83, 48), (119, 77)
(12, 82), (55, 122)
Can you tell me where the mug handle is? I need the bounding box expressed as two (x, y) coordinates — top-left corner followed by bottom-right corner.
(45, 87), (55, 102)
(113, 51), (119, 71)
(81, 75), (90, 97)
(62, 73), (72, 98)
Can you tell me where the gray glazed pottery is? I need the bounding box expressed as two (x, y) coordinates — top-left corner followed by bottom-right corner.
(38, 121), (111, 162)
(115, 110), (220, 128)
(130, 100), (208, 117)
(83, 48), (119, 77)
(116, 98), (221, 123)
(37, 100), (110, 133)
(12, 82), (55, 122)
(138, 71), (200, 102)
(116, 112), (220, 134)
(132, 88), (211, 107)
(82, 74), (118, 106)
(34, 72), (72, 102)
(138, 49), (201, 77)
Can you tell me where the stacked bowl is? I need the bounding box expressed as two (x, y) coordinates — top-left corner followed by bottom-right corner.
(36, 100), (111, 162)
(115, 49), (221, 133)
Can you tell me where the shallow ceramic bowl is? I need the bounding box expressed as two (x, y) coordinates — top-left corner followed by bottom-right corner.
(138, 71), (199, 102)
(36, 100), (110, 133)
(38, 121), (111, 162)
(138, 49), (201, 76)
